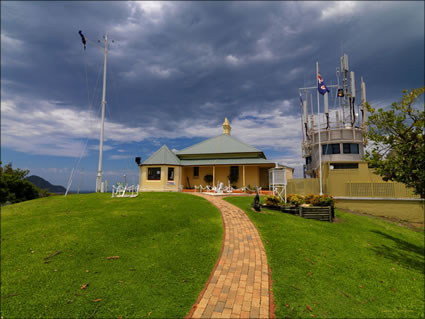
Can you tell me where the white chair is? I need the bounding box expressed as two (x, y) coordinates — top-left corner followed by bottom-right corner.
(215, 182), (224, 194)
(224, 185), (234, 193)
(112, 184), (139, 198)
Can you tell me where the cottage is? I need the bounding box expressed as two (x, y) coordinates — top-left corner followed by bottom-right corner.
(137, 118), (293, 192)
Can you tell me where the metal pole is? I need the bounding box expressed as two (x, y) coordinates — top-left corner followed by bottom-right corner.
(299, 90), (305, 144)
(78, 168), (84, 194)
(316, 62), (323, 195)
(96, 33), (108, 192)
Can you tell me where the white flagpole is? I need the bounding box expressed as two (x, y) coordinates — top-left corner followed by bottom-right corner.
(316, 62), (323, 195)
(96, 32), (108, 193)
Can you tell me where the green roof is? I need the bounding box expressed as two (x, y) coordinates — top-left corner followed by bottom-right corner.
(142, 145), (181, 165)
(176, 134), (263, 156)
(180, 158), (276, 166)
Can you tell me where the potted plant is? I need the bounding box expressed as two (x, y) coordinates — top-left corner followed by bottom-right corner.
(204, 174), (213, 186)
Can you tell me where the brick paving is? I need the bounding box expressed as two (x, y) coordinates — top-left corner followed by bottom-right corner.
(187, 194), (274, 319)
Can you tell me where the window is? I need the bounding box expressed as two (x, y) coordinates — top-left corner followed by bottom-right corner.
(322, 144), (340, 155)
(148, 167), (161, 180)
(343, 143), (359, 154)
(330, 163), (359, 169)
(168, 167), (174, 181)
(193, 167), (199, 178)
(305, 156), (312, 165)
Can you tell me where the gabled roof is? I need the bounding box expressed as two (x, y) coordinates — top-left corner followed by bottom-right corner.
(142, 145), (181, 165)
(176, 134), (263, 156)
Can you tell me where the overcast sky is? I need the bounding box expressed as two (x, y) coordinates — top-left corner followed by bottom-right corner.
(1, 1), (424, 191)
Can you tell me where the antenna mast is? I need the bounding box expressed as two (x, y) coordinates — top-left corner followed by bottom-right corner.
(96, 33), (108, 193)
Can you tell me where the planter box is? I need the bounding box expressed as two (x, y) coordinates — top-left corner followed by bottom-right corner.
(263, 204), (334, 222)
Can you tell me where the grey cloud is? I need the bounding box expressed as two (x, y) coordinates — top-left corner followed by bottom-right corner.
(1, 1), (423, 162)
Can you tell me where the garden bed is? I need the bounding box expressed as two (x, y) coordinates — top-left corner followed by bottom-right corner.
(262, 204), (334, 222)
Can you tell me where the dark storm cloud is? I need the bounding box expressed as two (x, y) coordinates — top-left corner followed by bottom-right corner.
(2, 1), (424, 132)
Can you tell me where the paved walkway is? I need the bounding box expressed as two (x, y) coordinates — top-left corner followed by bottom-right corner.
(187, 194), (274, 318)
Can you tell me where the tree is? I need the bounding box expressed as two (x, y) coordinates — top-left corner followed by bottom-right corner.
(0, 162), (40, 204)
(364, 87), (425, 198)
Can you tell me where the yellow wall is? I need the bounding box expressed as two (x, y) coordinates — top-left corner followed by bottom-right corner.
(323, 162), (419, 198)
(139, 165), (181, 192)
(287, 161), (418, 199)
(141, 164), (278, 190)
(286, 168), (294, 180)
(244, 166), (259, 188)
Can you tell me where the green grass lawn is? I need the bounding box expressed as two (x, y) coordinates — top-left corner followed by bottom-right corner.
(224, 197), (424, 319)
(1, 193), (223, 318)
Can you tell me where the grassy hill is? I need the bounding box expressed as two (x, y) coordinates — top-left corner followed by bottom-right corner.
(225, 197), (425, 318)
(1, 193), (223, 318)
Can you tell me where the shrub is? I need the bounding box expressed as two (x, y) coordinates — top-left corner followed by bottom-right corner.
(304, 194), (315, 204)
(305, 194), (335, 207)
(264, 195), (281, 206)
(0, 162), (40, 204)
(38, 188), (52, 198)
(203, 174), (213, 185)
(286, 194), (305, 206)
(316, 194), (335, 207)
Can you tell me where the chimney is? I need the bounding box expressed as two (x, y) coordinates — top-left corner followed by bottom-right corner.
(222, 117), (231, 135)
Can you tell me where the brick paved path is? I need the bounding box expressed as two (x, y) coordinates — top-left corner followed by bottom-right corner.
(187, 194), (274, 318)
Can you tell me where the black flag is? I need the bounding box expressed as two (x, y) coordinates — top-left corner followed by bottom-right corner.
(78, 30), (86, 50)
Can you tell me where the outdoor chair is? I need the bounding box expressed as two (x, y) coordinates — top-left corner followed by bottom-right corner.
(224, 185), (234, 193)
(215, 182), (224, 194)
(112, 184), (127, 197)
(112, 184), (139, 198)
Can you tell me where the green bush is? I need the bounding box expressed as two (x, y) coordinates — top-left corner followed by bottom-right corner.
(302, 193), (335, 207)
(264, 195), (281, 206)
(304, 194), (315, 204)
(38, 188), (52, 198)
(0, 162), (40, 204)
(286, 194), (305, 206)
(203, 174), (213, 185)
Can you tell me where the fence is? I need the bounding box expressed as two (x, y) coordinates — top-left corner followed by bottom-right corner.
(286, 178), (320, 195)
(287, 178), (419, 199)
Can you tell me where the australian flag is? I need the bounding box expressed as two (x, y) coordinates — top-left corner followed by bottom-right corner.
(318, 73), (330, 95)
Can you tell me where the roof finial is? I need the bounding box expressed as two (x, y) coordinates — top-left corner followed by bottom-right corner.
(222, 117), (231, 135)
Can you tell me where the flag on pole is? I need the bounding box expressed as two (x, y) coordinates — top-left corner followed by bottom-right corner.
(317, 73), (330, 95)
(78, 30), (87, 50)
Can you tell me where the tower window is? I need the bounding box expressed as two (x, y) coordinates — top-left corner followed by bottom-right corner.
(322, 144), (340, 155)
(331, 163), (359, 169)
(343, 143), (359, 154)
